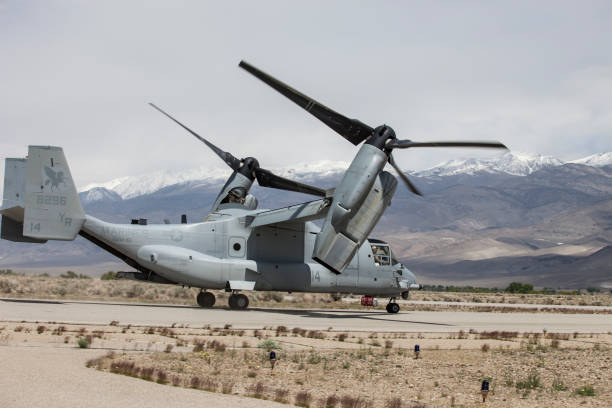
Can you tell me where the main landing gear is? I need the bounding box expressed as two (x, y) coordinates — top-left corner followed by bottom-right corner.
(386, 297), (400, 314)
(228, 292), (249, 310)
(197, 291), (216, 308)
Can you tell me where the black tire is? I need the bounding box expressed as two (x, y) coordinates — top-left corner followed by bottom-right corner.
(197, 291), (215, 308)
(228, 294), (237, 309)
(387, 302), (400, 314)
(235, 294), (249, 310)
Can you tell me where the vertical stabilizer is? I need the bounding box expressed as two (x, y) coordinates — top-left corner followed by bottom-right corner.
(2, 158), (27, 209)
(23, 146), (85, 240)
(1, 158), (47, 243)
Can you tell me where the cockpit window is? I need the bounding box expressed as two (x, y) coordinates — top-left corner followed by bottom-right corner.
(370, 244), (391, 266)
(221, 187), (247, 205)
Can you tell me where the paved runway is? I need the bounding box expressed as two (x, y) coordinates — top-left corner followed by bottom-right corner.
(2, 298), (611, 332)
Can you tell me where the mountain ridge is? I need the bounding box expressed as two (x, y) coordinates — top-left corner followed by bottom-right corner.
(79, 151), (612, 201)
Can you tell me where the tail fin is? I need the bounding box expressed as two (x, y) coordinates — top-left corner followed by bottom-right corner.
(19, 146), (85, 241)
(1, 157), (47, 243)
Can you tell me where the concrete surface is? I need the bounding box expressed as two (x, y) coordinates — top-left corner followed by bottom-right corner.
(1, 298), (611, 332)
(0, 345), (285, 408)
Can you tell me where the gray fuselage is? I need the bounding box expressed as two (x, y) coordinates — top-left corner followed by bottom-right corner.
(81, 206), (417, 296)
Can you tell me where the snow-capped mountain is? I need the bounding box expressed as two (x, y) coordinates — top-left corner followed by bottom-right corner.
(414, 152), (565, 177)
(79, 187), (122, 204)
(78, 153), (611, 200)
(80, 160), (349, 200)
(569, 152), (612, 167)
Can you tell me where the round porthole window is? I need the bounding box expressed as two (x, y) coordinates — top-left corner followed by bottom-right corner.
(233, 242), (241, 251)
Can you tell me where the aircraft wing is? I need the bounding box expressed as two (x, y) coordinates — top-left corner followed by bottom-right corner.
(244, 198), (331, 228)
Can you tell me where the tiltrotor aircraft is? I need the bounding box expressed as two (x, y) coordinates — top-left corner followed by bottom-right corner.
(0, 61), (507, 313)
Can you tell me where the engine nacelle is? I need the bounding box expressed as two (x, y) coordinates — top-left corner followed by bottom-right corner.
(313, 144), (397, 273)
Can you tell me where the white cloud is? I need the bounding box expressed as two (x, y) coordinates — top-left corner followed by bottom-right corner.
(1, 1), (611, 195)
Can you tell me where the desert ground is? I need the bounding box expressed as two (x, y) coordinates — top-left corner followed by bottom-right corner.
(1, 292), (611, 408)
(1, 273), (611, 311)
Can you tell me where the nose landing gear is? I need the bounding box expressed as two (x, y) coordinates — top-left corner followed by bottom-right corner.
(386, 297), (400, 314)
(228, 292), (250, 310)
(196, 291), (216, 308)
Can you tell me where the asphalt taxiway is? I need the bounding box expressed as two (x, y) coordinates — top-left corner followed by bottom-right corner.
(2, 298), (611, 332)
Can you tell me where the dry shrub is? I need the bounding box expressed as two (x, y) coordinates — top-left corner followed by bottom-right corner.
(110, 361), (136, 375)
(190, 376), (202, 389)
(193, 340), (205, 352)
(481, 343), (490, 352)
(171, 375), (182, 387)
(548, 333), (570, 340)
(249, 382), (266, 399)
(478, 330), (518, 340)
(274, 388), (289, 403)
(36, 325), (46, 334)
(137, 367), (153, 381)
(221, 381), (234, 394)
(386, 397), (402, 408)
(201, 377), (217, 392)
(164, 344), (174, 353)
(156, 370), (168, 384)
(323, 394), (339, 407)
(295, 390), (312, 407)
(208, 340), (226, 352)
(336, 333), (348, 342)
(14, 326), (24, 332)
(159, 327), (175, 337)
(276, 325), (288, 336)
(340, 395), (367, 408)
(307, 330), (325, 339)
(292, 327), (307, 337)
(384, 340), (393, 349)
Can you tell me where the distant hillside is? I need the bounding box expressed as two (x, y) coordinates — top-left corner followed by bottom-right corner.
(1, 152), (611, 289)
(412, 246), (612, 290)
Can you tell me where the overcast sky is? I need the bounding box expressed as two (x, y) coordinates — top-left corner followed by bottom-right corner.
(1, 1), (611, 190)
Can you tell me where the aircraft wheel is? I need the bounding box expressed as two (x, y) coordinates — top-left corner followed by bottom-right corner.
(229, 294), (249, 310)
(386, 302), (400, 314)
(228, 294), (237, 309)
(234, 294), (249, 310)
(197, 291), (215, 308)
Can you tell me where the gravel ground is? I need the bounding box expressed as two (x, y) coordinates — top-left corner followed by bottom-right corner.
(0, 342), (285, 408)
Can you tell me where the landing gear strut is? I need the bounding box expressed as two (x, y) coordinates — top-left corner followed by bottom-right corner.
(228, 293), (249, 310)
(386, 297), (400, 314)
(197, 291), (216, 308)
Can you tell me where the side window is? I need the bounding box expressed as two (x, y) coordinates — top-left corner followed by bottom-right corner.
(370, 244), (391, 266)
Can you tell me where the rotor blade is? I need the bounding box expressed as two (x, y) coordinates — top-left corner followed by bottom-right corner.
(149, 103), (242, 171)
(239, 61), (373, 145)
(388, 140), (508, 150)
(388, 153), (422, 196)
(255, 168), (326, 197)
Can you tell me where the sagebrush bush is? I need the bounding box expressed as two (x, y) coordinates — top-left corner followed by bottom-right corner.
(295, 391), (312, 407)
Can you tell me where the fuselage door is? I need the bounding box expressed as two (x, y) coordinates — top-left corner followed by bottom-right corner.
(228, 236), (246, 258)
